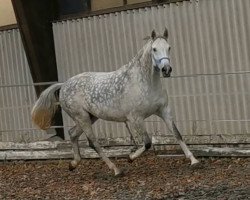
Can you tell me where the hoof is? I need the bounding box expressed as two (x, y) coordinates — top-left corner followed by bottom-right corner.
(191, 159), (200, 166)
(115, 169), (125, 177)
(127, 156), (134, 163)
(190, 159), (202, 169)
(69, 163), (76, 171)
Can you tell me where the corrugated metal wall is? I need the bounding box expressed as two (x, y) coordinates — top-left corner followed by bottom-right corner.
(0, 29), (47, 142)
(53, 0), (250, 143)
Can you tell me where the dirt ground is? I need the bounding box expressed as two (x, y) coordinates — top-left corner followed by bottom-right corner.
(0, 152), (249, 200)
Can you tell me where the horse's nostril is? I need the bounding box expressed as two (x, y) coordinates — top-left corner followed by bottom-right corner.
(169, 67), (172, 73)
(162, 66), (172, 78)
(162, 66), (171, 73)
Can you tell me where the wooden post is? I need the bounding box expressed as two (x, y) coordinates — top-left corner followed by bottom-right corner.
(11, 0), (64, 139)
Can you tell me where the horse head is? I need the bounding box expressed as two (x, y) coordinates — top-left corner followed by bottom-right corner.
(151, 28), (172, 77)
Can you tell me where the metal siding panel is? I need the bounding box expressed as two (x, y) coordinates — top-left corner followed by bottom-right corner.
(53, 0), (250, 144)
(0, 29), (47, 142)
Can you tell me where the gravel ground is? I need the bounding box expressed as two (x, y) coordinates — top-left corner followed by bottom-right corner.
(0, 152), (249, 200)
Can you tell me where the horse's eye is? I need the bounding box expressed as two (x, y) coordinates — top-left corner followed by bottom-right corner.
(153, 48), (157, 52)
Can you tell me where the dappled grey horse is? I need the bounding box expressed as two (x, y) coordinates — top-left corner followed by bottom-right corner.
(32, 29), (199, 176)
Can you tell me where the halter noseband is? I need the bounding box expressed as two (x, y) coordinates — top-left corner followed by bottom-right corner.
(155, 57), (170, 65)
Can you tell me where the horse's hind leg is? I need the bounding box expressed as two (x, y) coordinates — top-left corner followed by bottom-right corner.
(76, 112), (122, 176)
(68, 125), (83, 171)
(69, 116), (98, 171)
(158, 107), (199, 165)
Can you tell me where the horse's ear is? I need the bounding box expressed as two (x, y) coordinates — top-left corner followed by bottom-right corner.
(163, 28), (168, 39)
(151, 30), (156, 39)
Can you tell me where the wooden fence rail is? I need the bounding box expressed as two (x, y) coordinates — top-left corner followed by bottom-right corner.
(0, 136), (249, 160)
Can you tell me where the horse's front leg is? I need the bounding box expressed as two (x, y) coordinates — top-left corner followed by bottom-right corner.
(127, 118), (151, 162)
(157, 106), (199, 165)
(125, 122), (138, 149)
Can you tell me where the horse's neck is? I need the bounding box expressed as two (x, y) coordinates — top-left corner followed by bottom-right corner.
(128, 41), (161, 86)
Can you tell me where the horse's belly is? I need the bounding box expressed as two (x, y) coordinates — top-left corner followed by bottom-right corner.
(92, 99), (162, 121)
(89, 106), (127, 122)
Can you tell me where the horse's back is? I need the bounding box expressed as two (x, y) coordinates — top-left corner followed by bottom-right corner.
(58, 70), (130, 121)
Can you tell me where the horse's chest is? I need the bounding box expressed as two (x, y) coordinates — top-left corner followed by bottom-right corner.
(130, 93), (165, 116)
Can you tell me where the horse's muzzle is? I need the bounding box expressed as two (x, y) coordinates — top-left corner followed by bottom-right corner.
(162, 66), (172, 78)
